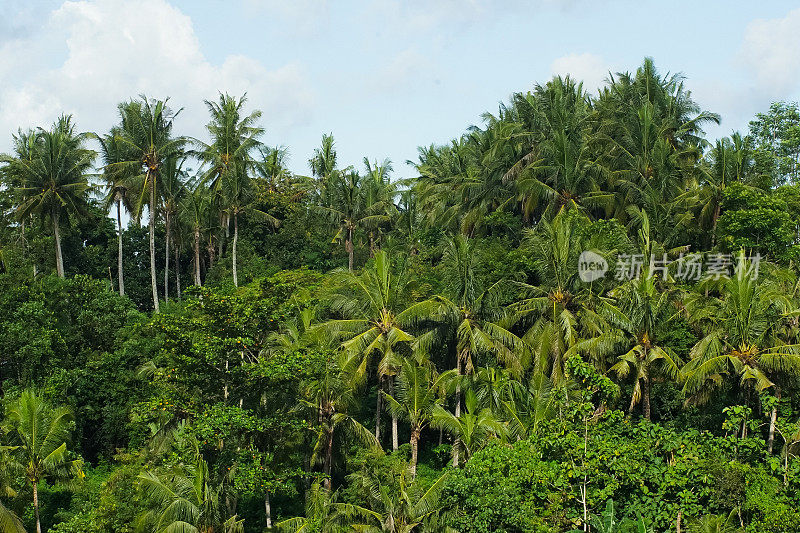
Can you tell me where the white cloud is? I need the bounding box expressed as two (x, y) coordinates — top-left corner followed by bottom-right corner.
(740, 8), (800, 97)
(0, 0), (315, 151)
(550, 53), (610, 94)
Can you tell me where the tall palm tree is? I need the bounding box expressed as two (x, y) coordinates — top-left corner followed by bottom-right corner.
(302, 351), (379, 490)
(431, 388), (506, 466)
(197, 93), (275, 286)
(362, 157), (397, 255)
(97, 126), (131, 295)
(138, 456), (244, 533)
(180, 180), (213, 287)
(2, 390), (84, 533)
(308, 133), (338, 206)
(682, 252), (800, 426)
(1, 116), (94, 278)
(383, 357), (453, 477)
(502, 75), (611, 219)
(160, 155), (187, 300)
(115, 96), (186, 312)
(417, 235), (524, 464)
(317, 168), (369, 271)
(351, 470), (452, 533)
(318, 250), (430, 450)
(277, 482), (371, 533)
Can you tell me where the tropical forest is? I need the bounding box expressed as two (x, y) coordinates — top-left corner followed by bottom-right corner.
(3, 57), (800, 533)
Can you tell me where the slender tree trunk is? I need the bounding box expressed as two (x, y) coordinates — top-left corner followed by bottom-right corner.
(711, 202), (721, 247)
(676, 510), (682, 533)
(194, 227), (202, 286)
(409, 427), (420, 478)
(453, 355), (462, 467)
(52, 211), (64, 278)
(116, 198), (125, 296)
(208, 239), (216, 269)
(643, 377), (652, 421)
(323, 427), (334, 490)
(375, 375), (382, 444)
(346, 226), (354, 272)
(33, 482), (42, 533)
(232, 212), (239, 287)
(149, 174), (160, 313)
(768, 386), (781, 453)
(388, 378), (399, 451)
(175, 244), (181, 299)
(265, 491), (272, 529)
(164, 212), (170, 302)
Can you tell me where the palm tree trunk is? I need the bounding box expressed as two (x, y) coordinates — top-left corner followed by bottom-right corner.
(116, 199), (125, 296)
(148, 174), (160, 313)
(388, 378), (399, 451)
(265, 491), (272, 529)
(175, 244), (181, 299)
(52, 211), (64, 278)
(453, 354), (462, 467)
(232, 212), (239, 287)
(208, 238), (216, 269)
(409, 427), (420, 478)
(768, 386), (781, 453)
(164, 212), (170, 302)
(33, 482), (42, 533)
(375, 375), (382, 444)
(643, 377), (652, 421)
(346, 226), (354, 272)
(194, 227), (202, 286)
(323, 427), (334, 490)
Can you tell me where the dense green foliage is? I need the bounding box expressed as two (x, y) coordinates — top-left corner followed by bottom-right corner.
(3, 59), (800, 532)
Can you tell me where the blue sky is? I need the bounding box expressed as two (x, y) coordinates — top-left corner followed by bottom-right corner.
(2, 1), (800, 181)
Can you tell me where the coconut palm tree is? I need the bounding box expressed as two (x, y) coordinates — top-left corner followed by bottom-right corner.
(159, 155), (188, 300)
(2, 390), (84, 533)
(96, 126), (131, 295)
(1, 116), (94, 278)
(502, 75), (611, 219)
(431, 389), (506, 466)
(0, 448), (24, 533)
(318, 250), (431, 450)
(383, 357), (453, 477)
(277, 482), (371, 533)
(682, 252), (800, 424)
(115, 96), (186, 312)
(180, 180), (213, 287)
(302, 351), (379, 490)
(197, 93), (276, 286)
(138, 455), (244, 533)
(351, 470), (452, 533)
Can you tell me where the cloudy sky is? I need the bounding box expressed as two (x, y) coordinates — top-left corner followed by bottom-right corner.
(1, 1), (800, 179)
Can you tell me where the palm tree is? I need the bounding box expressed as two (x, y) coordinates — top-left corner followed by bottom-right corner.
(180, 180), (213, 287)
(115, 96), (186, 312)
(256, 145), (292, 192)
(97, 126), (131, 295)
(302, 351), (379, 490)
(138, 456), (244, 533)
(0, 448), (24, 533)
(2, 390), (84, 533)
(603, 274), (682, 420)
(160, 155), (187, 300)
(431, 389), (506, 466)
(197, 93), (276, 286)
(308, 133), (339, 206)
(362, 157), (397, 255)
(318, 250), (430, 450)
(682, 252), (800, 435)
(1, 116), (93, 278)
(502, 75), (611, 219)
(383, 357), (452, 477)
(277, 482), (371, 533)
(352, 470), (452, 533)
(417, 235), (524, 464)
(509, 208), (612, 385)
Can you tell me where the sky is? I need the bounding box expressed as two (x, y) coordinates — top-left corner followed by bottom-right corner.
(2, 0), (800, 181)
